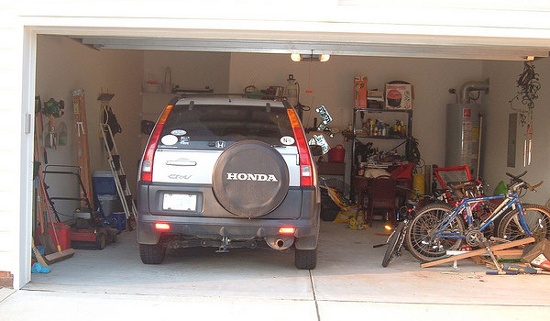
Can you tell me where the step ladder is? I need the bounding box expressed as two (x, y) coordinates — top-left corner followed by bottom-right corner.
(73, 89), (94, 209)
(98, 93), (137, 230)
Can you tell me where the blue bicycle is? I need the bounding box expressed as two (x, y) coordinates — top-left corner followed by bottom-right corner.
(405, 172), (550, 262)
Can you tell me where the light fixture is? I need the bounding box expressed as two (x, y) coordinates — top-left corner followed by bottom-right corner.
(290, 53), (330, 62)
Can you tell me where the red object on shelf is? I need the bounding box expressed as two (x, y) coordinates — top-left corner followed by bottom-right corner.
(327, 145), (345, 163)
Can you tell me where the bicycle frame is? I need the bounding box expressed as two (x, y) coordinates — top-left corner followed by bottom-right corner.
(434, 192), (531, 240)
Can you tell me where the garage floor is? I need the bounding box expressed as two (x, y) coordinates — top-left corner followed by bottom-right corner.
(1, 221), (550, 320)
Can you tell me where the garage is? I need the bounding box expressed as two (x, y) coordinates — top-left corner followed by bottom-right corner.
(2, 1), (550, 317)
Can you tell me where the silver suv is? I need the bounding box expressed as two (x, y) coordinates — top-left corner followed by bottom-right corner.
(137, 95), (321, 269)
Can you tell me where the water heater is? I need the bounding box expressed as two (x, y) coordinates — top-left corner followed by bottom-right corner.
(445, 103), (482, 178)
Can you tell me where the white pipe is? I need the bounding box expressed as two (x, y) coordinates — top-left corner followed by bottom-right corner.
(460, 80), (489, 104)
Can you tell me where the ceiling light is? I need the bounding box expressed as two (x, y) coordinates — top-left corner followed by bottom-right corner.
(290, 53), (330, 62)
(319, 54), (331, 62)
(290, 53), (302, 62)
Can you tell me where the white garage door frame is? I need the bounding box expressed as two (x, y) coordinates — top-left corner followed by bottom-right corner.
(11, 2), (550, 288)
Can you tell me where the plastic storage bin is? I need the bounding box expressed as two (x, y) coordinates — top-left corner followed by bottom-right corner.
(93, 171), (117, 195)
(98, 194), (118, 217)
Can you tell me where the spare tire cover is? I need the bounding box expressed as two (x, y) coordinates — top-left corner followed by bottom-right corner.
(213, 140), (290, 218)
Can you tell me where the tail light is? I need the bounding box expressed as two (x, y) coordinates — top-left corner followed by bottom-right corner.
(287, 108), (315, 187)
(279, 227), (296, 234)
(155, 222), (171, 230)
(140, 104), (173, 182)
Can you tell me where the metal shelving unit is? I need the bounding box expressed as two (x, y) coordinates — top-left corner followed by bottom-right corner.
(351, 108), (413, 173)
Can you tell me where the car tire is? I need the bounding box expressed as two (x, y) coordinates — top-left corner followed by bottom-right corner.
(295, 248), (317, 270)
(212, 140), (290, 218)
(140, 243), (166, 264)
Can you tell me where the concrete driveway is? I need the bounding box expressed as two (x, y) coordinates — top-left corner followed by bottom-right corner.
(1, 221), (549, 320)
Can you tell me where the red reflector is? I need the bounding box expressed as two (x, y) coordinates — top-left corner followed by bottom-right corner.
(286, 108), (315, 187)
(155, 223), (171, 230)
(279, 227), (296, 234)
(140, 104), (173, 182)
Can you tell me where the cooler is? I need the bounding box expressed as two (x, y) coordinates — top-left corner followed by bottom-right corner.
(92, 171), (117, 195)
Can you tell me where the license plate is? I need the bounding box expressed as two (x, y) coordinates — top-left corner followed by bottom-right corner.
(163, 193), (197, 211)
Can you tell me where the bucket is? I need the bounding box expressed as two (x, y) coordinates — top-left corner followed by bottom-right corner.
(327, 145), (345, 163)
(413, 173), (425, 195)
(110, 212), (127, 231)
(98, 194), (118, 217)
(47, 222), (71, 251)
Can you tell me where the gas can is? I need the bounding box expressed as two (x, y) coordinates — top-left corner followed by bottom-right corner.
(327, 145), (345, 163)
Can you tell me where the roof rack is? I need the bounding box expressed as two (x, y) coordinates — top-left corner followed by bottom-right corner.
(173, 91), (288, 101)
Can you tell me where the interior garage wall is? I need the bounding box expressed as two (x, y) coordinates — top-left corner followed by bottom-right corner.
(140, 50), (231, 150)
(36, 35), (143, 217)
(34, 35), (550, 218)
(229, 53), (483, 170)
(482, 59), (550, 205)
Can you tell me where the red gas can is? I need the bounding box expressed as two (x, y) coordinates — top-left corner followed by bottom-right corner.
(47, 222), (71, 250)
(327, 145), (345, 163)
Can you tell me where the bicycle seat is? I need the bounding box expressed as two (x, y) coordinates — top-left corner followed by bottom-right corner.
(448, 180), (478, 190)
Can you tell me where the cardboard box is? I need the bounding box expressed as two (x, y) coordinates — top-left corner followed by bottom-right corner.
(385, 83), (413, 110)
(354, 76), (368, 109)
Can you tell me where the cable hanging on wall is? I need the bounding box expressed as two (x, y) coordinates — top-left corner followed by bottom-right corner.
(509, 61), (540, 114)
(508, 61), (541, 167)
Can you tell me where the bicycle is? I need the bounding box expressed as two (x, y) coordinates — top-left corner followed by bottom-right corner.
(405, 171), (550, 262)
(376, 180), (486, 267)
(374, 187), (437, 267)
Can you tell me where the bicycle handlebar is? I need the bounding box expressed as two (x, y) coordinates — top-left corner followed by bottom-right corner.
(506, 171), (543, 192)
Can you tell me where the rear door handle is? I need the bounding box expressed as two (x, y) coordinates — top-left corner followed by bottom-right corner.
(166, 158), (197, 166)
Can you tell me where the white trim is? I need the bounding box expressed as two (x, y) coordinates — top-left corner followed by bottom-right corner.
(16, 27), (37, 289)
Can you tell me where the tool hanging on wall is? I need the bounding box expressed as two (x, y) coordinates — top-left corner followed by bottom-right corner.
(41, 98), (65, 149)
(98, 92), (121, 151)
(508, 61), (540, 167)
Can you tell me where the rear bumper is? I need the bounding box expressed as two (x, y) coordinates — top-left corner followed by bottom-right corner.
(136, 182), (320, 250)
(136, 217), (319, 249)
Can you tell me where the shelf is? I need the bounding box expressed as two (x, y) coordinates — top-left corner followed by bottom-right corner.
(351, 106), (413, 167)
(354, 108), (412, 113)
(355, 133), (408, 139)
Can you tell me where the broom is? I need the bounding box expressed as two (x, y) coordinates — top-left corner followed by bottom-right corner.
(31, 237), (48, 267)
(38, 174), (76, 264)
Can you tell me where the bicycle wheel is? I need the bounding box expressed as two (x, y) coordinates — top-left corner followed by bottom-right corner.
(497, 204), (550, 242)
(405, 203), (465, 262)
(382, 221), (405, 267)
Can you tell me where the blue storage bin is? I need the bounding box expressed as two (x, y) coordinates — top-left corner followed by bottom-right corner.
(93, 171), (117, 195)
(110, 212), (127, 231)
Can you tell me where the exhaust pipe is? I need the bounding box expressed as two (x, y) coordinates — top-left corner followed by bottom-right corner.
(266, 235), (294, 250)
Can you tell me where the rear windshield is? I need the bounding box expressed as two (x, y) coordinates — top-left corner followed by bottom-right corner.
(159, 103), (295, 149)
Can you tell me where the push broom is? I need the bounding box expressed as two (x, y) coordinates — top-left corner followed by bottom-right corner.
(38, 173), (76, 264)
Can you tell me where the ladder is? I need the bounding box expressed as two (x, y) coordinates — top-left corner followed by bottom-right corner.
(98, 94), (137, 230)
(72, 89), (94, 209)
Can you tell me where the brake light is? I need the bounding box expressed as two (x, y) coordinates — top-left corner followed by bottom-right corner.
(279, 227), (296, 234)
(155, 223), (171, 230)
(287, 108), (315, 187)
(140, 104), (173, 182)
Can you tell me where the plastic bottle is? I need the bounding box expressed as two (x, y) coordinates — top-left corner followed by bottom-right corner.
(285, 74), (298, 107)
